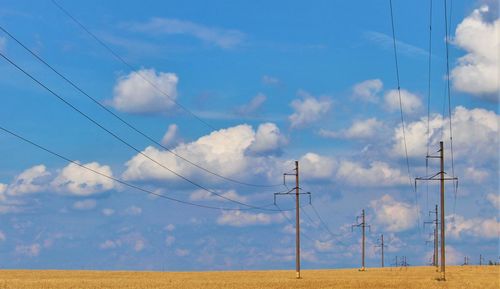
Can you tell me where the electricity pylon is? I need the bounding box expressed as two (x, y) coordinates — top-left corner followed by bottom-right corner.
(424, 204), (439, 270)
(275, 161), (311, 279)
(374, 234), (388, 267)
(416, 141), (458, 281)
(352, 209), (370, 271)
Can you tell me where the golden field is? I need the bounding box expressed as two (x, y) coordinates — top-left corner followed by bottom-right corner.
(0, 266), (498, 289)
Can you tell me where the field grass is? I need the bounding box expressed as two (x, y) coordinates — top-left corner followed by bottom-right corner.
(0, 266), (498, 289)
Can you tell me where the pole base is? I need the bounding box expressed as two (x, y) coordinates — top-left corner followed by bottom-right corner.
(358, 267), (366, 272)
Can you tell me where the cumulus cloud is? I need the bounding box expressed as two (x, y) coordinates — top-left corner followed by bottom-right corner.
(7, 165), (50, 195)
(102, 208), (115, 216)
(391, 106), (499, 163)
(319, 118), (383, 139)
(370, 194), (418, 232)
(262, 75), (281, 86)
(237, 93), (267, 115)
(123, 124), (280, 184)
(125, 206), (142, 216)
(383, 89), (422, 114)
(15, 243), (41, 257)
(486, 193), (500, 209)
(352, 79), (383, 103)
(336, 161), (406, 187)
(446, 214), (500, 239)
(110, 69), (178, 114)
(161, 124), (179, 146)
(175, 248), (190, 257)
(165, 236), (175, 247)
(247, 123), (287, 156)
(216, 211), (284, 227)
(451, 6), (499, 99)
(99, 239), (120, 250)
(73, 199), (97, 210)
(298, 153), (336, 180)
(289, 91), (332, 128)
(189, 189), (248, 203)
(51, 162), (114, 196)
(128, 18), (245, 49)
(314, 240), (334, 252)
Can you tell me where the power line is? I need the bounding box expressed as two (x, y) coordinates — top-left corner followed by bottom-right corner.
(50, 0), (218, 132)
(425, 0), (433, 215)
(443, 0), (458, 220)
(0, 24), (281, 189)
(388, 0), (421, 232)
(0, 51), (281, 212)
(0, 124), (283, 212)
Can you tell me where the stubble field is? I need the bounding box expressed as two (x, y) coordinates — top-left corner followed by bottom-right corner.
(0, 266), (498, 289)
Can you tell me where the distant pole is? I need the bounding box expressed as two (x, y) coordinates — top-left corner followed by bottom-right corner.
(362, 209), (366, 271)
(439, 141), (446, 280)
(480, 254), (482, 266)
(434, 204), (439, 270)
(381, 234), (385, 268)
(295, 160), (301, 279)
(352, 209), (370, 271)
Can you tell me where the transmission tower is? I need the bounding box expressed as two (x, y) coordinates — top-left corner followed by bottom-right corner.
(352, 209), (370, 271)
(424, 204), (439, 270)
(374, 234), (388, 268)
(275, 161), (311, 279)
(416, 141), (458, 281)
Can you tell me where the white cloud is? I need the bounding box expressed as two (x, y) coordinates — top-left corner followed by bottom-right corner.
(134, 239), (145, 252)
(237, 93), (267, 115)
(447, 214), (500, 239)
(463, 166), (490, 183)
(298, 153), (336, 180)
(125, 206), (142, 216)
(487, 193), (500, 209)
(15, 243), (41, 257)
(189, 189), (248, 203)
(161, 124), (179, 146)
(51, 162), (114, 196)
(383, 89), (422, 114)
(0, 183), (6, 201)
(370, 194), (418, 232)
(165, 224), (175, 232)
(165, 236), (175, 247)
(262, 75), (281, 86)
(352, 79), (383, 103)
(73, 199), (97, 210)
(247, 123), (287, 155)
(175, 248), (190, 257)
(364, 31), (429, 57)
(128, 18), (245, 49)
(110, 68), (178, 114)
(102, 208), (115, 216)
(319, 118), (383, 139)
(216, 211), (284, 227)
(0, 231), (5, 241)
(7, 165), (50, 195)
(123, 124), (278, 184)
(451, 6), (499, 99)
(391, 106), (499, 162)
(289, 91), (332, 128)
(337, 161), (406, 187)
(99, 239), (120, 250)
(314, 240), (334, 252)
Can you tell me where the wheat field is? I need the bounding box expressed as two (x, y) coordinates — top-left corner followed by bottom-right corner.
(0, 266), (498, 289)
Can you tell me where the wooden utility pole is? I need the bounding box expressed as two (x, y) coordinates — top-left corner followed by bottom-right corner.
(352, 209), (370, 271)
(415, 141), (457, 281)
(425, 204), (439, 269)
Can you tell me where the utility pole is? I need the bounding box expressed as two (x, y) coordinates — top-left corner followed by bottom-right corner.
(276, 161), (311, 279)
(480, 254), (483, 266)
(375, 234), (387, 267)
(424, 204), (439, 269)
(352, 209), (370, 271)
(415, 141), (458, 281)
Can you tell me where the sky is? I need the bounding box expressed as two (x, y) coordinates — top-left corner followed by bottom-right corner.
(0, 0), (498, 271)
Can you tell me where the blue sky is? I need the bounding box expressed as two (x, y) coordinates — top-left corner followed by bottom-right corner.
(0, 0), (498, 270)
